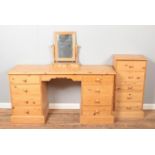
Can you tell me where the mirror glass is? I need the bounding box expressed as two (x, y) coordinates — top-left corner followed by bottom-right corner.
(57, 34), (73, 58)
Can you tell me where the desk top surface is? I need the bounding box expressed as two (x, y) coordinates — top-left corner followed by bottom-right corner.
(9, 65), (116, 75)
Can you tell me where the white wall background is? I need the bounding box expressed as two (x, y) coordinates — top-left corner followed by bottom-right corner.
(0, 25), (155, 104)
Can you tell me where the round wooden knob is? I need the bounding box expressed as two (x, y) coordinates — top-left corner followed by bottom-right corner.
(23, 79), (27, 83)
(33, 101), (36, 104)
(24, 90), (28, 93)
(26, 111), (29, 114)
(25, 101), (29, 104)
(129, 66), (134, 68)
(95, 100), (100, 104)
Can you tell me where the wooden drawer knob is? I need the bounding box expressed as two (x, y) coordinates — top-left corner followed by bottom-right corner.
(95, 100), (100, 104)
(129, 66), (134, 68)
(26, 111), (30, 114)
(25, 101), (29, 104)
(93, 111), (100, 116)
(23, 79), (27, 83)
(137, 77), (141, 79)
(24, 90), (28, 93)
(33, 101), (36, 104)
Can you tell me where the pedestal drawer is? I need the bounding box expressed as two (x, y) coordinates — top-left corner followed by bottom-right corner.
(11, 84), (41, 97)
(12, 98), (41, 106)
(12, 106), (43, 115)
(82, 105), (112, 116)
(10, 75), (40, 84)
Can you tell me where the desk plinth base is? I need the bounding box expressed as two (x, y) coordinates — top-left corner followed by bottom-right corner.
(11, 115), (46, 124)
(80, 115), (114, 125)
(115, 110), (144, 120)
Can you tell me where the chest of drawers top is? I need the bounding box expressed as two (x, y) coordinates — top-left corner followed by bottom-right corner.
(113, 54), (147, 61)
(113, 54), (147, 71)
(8, 65), (116, 75)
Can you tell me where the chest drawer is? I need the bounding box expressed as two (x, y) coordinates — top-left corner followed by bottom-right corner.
(12, 106), (43, 115)
(11, 84), (41, 97)
(10, 75), (40, 84)
(115, 105), (142, 111)
(116, 82), (144, 91)
(115, 91), (143, 102)
(116, 72), (145, 83)
(116, 61), (146, 71)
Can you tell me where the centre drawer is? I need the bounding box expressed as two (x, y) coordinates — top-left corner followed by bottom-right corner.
(12, 106), (43, 116)
(115, 91), (143, 102)
(116, 60), (146, 71)
(11, 84), (41, 97)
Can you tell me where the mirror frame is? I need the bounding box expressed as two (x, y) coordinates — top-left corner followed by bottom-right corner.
(54, 32), (76, 62)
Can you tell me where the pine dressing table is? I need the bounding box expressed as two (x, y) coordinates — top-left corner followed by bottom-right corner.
(8, 32), (116, 125)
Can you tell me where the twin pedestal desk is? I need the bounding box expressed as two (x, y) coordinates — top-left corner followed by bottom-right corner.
(8, 55), (147, 125)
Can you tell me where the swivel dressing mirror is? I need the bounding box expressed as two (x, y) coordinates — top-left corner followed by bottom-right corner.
(54, 32), (76, 62)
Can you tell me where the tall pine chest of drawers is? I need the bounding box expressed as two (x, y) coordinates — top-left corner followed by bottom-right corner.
(113, 55), (147, 119)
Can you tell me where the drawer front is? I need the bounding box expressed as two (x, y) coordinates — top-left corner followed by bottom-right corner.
(116, 61), (146, 71)
(116, 82), (144, 91)
(11, 85), (41, 97)
(82, 109), (111, 116)
(116, 72), (145, 83)
(83, 75), (103, 85)
(115, 101), (142, 107)
(82, 92), (112, 106)
(10, 75), (40, 84)
(83, 75), (114, 85)
(12, 106), (43, 115)
(115, 105), (142, 111)
(82, 105), (112, 112)
(12, 98), (41, 106)
(115, 91), (143, 102)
